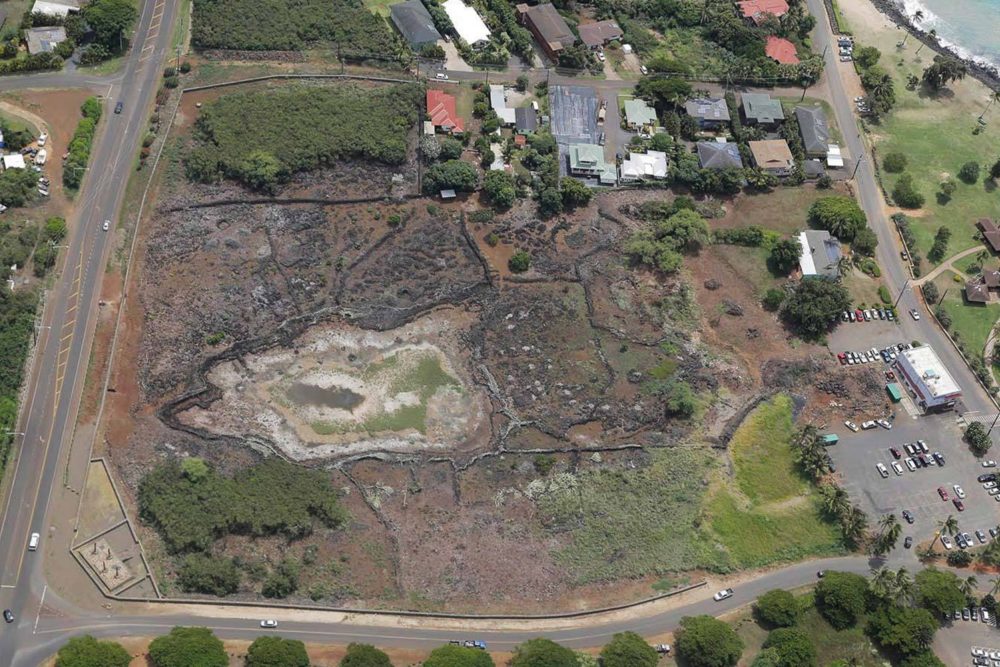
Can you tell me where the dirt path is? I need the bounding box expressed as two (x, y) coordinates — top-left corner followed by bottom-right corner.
(0, 100), (48, 135)
(913, 244), (987, 285)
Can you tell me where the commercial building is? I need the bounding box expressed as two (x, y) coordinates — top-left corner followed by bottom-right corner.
(1, 154), (26, 170)
(748, 139), (794, 176)
(389, 0), (442, 49)
(741, 92), (784, 126)
(797, 230), (840, 278)
(516, 3), (575, 60)
(894, 345), (962, 412)
(442, 0), (490, 46)
(578, 20), (623, 49)
(619, 150), (668, 182)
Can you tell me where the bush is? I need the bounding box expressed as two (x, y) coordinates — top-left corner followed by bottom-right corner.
(866, 604), (939, 658)
(164, 75), (180, 89)
(921, 282), (939, 304)
(482, 171), (516, 209)
(893, 173), (925, 209)
(675, 615), (744, 667)
(817, 174), (833, 189)
(947, 550), (973, 566)
(965, 421), (992, 456)
(769, 238), (802, 275)
(163, 66), (176, 77)
(510, 638), (577, 667)
(246, 637), (309, 667)
(423, 160), (478, 195)
(424, 644), (495, 667)
(600, 631), (658, 667)
(63, 97), (103, 190)
(262, 559), (300, 598)
(762, 628), (815, 667)
(754, 589), (799, 627)
(177, 553), (240, 596)
(958, 161), (980, 184)
(55, 635), (130, 667)
(927, 226), (951, 264)
(808, 196), (866, 241)
(762, 287), (786, 311)
(878, 285), (892, 305)
(560, 177), (592, 210)
(915, 568), (966, 617)
(815, 571), (868, 629)
(508, 250), (531, 273)
(883, 152), (908, 173)
(148, 627), (227, 667)
(852, 227), (878, 256)
(180, 61), (192, 73)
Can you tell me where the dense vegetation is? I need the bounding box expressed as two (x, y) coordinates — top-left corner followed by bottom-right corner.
(137, 457), (347, 554)
(54, 635), (130, 667)
(246, 636), (310, 667)
(64, 97), (103, 191)
(148, 627), (227, 667)
(782, 279), (851, 340)
(192, 0), (400, 56)
(185, 84), (421, 192)
(675, 615), (744, 667)
(0, 287), (40, 476)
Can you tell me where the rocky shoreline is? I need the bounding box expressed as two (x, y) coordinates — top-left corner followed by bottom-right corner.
(867, 0), (1000, 92)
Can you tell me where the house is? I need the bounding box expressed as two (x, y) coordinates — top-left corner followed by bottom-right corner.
(578, 20), (623, 49)
(798, 230), (841, 278)
(748, 139), (794, 176)
(30, 0), (79, 16)
(489, 85), (516, 125)
(795, 106), (830, 157)
(1, 154), (26, 170)
(965, 280), (990, 304)
(442, 0), (490, 47)
(516, 3), (575, 60)
(624, 99), (657, 131)
(426, 89), (464, 134)
(765, 35), (799, 64)
(620, 150), (668, 182)
(696, 140), (743, 170)
(741, 92), (784, 126)
(24, 26), (66, 54)
(390, 0), (442, 50)
(568, 143), (616, 184)
(736, 0), (789, 24)
(515, 107), (537, 134)
(802, 160), (825, 179)
(684, 97), (730, 129)
(984, 269), (1000, 289)
(978, 218), (1000, 253)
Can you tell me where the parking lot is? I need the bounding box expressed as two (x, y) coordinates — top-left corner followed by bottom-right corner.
(934, 618), (1000, 667)
(549, 84), (600, 177)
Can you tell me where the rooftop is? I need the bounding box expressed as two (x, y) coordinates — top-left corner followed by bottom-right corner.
(442, 0), (491, 45)
(736, 0), (789, 23)
(426, 89), (464, 133)
(620, 150), (668, 180)
(624, 98), (657, 127)
(742, 92), (784, 123)
(795, 106), (830, 155)
(684, 97), (730, 122)
(577, 19), (623, 48)
(749, 139), (793, 168)
(389, 0), (442, 47)
(24, 25), (67, 54)
(798, 229), (841, 278)
(900, 346), (961, 398)
(30, 0), (79, 16)
(966, 280), (990, 303)
(765, 35), (799, 64)
(515, 106), (537, 133)
(1, 154), (26, 170)
(516, 3), (575, 51)
(696, 140), (742, 169)
(489, 84), (516, 125)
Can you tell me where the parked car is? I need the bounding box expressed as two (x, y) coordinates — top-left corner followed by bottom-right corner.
(902, 509), (914, 523)
(917, 440), (929, 453)
(2, 609), (12, 623)
(114, 101), (123, 114)
(954, 484), (967, 499)
(904, 458), (917, 472)
(838, 352), (847, 365)
(861, 420), (877, 430)
(942, 535), (954, 550)
(876, 463), (889, 478)
(876, 419), (892, 430)
(463, 641), (487, 650)
(844, 421), (859, 432)
(984, 460), (997, 468)
(713, 588), (734, 601)
(954, 498), (966, 511)
(904, 536), (912, 548)
(102, 220), (110, 231)
(910, 309), (920, 320)
(938, 486), (950, 501)
(890, 447), (901, 459)
(891, 461), (903, 476)
(933, 452), (945, 465)
(985, 481), (998, 490)
(979, 473), (996, 483)
(435, 73), (449, 79)
(977, 530), (987, 543)
(655, 644), (671, 654)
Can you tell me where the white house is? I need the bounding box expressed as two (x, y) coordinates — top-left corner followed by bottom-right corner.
(619, 150), (668, 182)
(30, 0), (79, 16)
(442, 0), (491, 46)
(489, 85), (516, 125)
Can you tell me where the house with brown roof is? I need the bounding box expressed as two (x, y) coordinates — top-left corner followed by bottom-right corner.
(516, 3), (576, 60)
(966, 280), (990, 304)
(979, 218), (1000, 252)
(749, 139), (794, 176)
(984, 269), (1000, 289)
(736, 0), (789, 24)
(578, 20), (623, 49)
(426, 89), (464, 134)
(765, 35), (799, 64)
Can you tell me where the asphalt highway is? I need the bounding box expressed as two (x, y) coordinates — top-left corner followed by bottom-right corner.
(0, 0), (996, 663)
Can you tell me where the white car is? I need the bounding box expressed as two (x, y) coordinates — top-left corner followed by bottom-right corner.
(102, 220), (110, 231)
(909, 309), (920, 320)
(713, 588), (734, 601)
(876, 463), (889, 478)
(844, 420), (859, 432)
(941, 535), (953, 549)
(435, 72), (448, 80)
(953, 484), (966, 499)
(891, 461), (903, 476)
(904, 458), (917, 472)
(983, 460), (997, 468)
(861, 420), (877, 430)
(260, 619), (278, 628)
(639, 65), (648, 75)
(984, 481), (998, 490)
(876, 419), (892, 430)
(655, 644), (671, 654)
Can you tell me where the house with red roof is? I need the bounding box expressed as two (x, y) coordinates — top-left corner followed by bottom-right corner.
(765, 35), (799, 64)
(426, 89), (464, 135)
(736, 0), (789, 24)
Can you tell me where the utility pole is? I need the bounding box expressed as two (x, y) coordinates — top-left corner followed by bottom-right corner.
(893, 278), (910, 309)
(851, 156), (864, 179)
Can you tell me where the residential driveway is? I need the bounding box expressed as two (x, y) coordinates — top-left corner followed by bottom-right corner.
(440, 40), (472, 72)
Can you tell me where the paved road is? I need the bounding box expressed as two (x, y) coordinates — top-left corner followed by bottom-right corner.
(0, 0), (997, 663)
(0, 0), (179, 663)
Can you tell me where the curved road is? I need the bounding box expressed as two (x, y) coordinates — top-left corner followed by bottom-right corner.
(0, 0), (996, 664)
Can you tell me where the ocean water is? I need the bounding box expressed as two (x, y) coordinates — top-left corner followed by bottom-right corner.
(896, 0), (1000, 69)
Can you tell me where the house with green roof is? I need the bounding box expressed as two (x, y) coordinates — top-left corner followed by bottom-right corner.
(624, 98), (657, 131)
(568, 144), (616, 185)
(741, 92), (784, 127)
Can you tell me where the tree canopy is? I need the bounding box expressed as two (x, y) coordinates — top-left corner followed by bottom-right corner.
(509, 638), (578, 667)
(914, 568), (965, 618)
(781, 279), (851, 340)
(768, 238), (802, 275)
(761, 627), (816, 667)
(755, 589), (799, 628)
(599, 631), (658, 667)
(866, 604), (938, 657)
(815, 571), (868, 629)
(423, 644), (495, 667)
(148, 627), (227, 667)
(922, 55), (967, 92)
(81, 0), (137, 52)
(675, 615), (744, 667)
(965, 421), (992, 456)
(808, 196), (866, 241)
(55, 635), (131, 667)
(246, 636), (310, 667)
(482, 171), (516, 209)
(423, 160), (479, 195)
(341, 643), (393, 667)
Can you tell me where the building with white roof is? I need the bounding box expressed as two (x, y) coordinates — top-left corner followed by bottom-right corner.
(619, 150), (668, 182)
(489, 85), (516, 125)
(2, 154), (26, 170)
(826, 144), (844, 168)
(894, 345), (962, 412)
(442, 0), (491, 46)
(30, 0), (79, 16)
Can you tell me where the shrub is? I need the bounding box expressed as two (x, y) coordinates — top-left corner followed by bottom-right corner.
(510, 638), (577, 667)
(423, 160), (478, 195)
(560, 177), (592, 210)
(754, 589), (799, 627)
(808, 196), (866, 241)
(893, 173), (925, 209)
(340, 643), (393, 667)
(63, 97), (103, 190)
(817, 174), (833, 189)
(815, 571), (868, 629)
(762, 287), (786, 311)
(915, 568), (965, 617)
(600, 631), (658, 667)
(958, 161), (980, 184)
(163, 66), (176, 77)
(878, 285), (892, 305)
(947, 550), (973, 566)
(921, 282), (939, 303)
(180, 61), (192, 73)
(927, 226), (951, 263)
(246, 637), (309, 667)
(762, 628), (815, 667)
(508, 250), (531, 273)
(55, 635), (130, 667)
(482, 171), (516, 209)
(965, 421), (992, 456)
(768, 238), (802, 275)
(883, 152), (908, 173)
(675, 615), (744, 667)
(148, 627), (226, 667)
(177, 553), (240, 595)
(424, 644), (495, 667)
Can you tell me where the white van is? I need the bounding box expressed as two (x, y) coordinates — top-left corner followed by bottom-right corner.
(28, 532), (39, 551)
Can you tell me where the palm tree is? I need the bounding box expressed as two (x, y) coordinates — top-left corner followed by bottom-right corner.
(933, 514), (959, 550)
(882, 517), (902, 552)
(820, 484), (850, 516)
(990, 576), (1000, 597)
(895, 567), (914, 605)
(979, 91), (1000, 122)
(900, 10), (923, 47)
(842, 506), (870, 547)
(870, 566), (895, 599)
(916, 29), (937, 56)
(961, 575), (979, 599)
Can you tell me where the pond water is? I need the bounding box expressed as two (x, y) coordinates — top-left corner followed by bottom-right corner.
(286, 382), (364, 411)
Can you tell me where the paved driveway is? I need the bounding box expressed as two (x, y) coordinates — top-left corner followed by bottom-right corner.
(549, 84), (599, 177)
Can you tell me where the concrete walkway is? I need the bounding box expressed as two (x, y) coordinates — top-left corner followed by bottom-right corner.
(913, 244), (987, 285)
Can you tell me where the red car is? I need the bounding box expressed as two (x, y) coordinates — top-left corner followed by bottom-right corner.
(890, 447), (901, 459)
(954, 499), (965, 511)
(938, 486), (949, 501)
(855, 309), (864, 321)
(838, 352), (847, 365)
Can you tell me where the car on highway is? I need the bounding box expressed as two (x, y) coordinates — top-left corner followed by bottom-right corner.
(114, 101), (123, 114)
(902, 509), (914, 523)
(954, 498), (966, 511)
(435, 72), (449, 79)
(904, 536), (912, 548)
(954, 484), (967, 499)
(463, 641), (487, 650)
(891, 461), (903, 476)
(984, 460), (997, 468)
(102, 220), (110, 231)
(938, 486), (950, 501)
(260, 619), (278, 628)
(2, 609), (12, 623)
(713, 588), (734, 601)
(876, 463), (889, 478)
(844, 420), (859, 432)
(909, 309), (920, 320)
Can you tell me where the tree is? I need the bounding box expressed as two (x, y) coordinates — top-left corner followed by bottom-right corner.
(915, 568), (966, 617)
(781, 279), (851, 340)
(674, 615), (744, 667)
(340, 644), (392, 667)
(866, 604), (938, 657)
(634, 77), (693, 112)
(900, 654), (946, 667)
(852, 227), (879, 256)
(423, 160), (478, 194)
(55, 635), (131, 667)
(939, 179), (956, 201)
(755, 589), (799, 628)
(599, 631), (658, 667)
(424, 644), (495, 667)
(893, 174), (925, 209)
(482, 171), (516, 209)
(246, 636), (309, 667)
(508, 250), (531, 273)
(761, 628), (815, 667)
(815, 571), (868, 629)
(922, 55), (967, 92)
(883, 152), (907, 173)
(990, 158), (1000, 181)
(965, 421), (992, 456)
(236, 150), (287, 193)
(148, 627), (227, 667)
(762, 287), (786, 311)
(177, 553), (240, 596)
(537, 187), (563, 218)
(854, 45), (881, 69)
(661, 379), (696, 418)
(808, 197), (866, 241)
(510, 638), (577, 667)
(958, 161), (981, 184)
(560, 177), (592, 210)
(81, 0), (137, 52)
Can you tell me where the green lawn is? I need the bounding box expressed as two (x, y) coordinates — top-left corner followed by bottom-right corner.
(0, 110), (38, 137)
(705, 395), (845, 569)
(954, 250), (991, 276)
(938, 288), (1000, 357)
